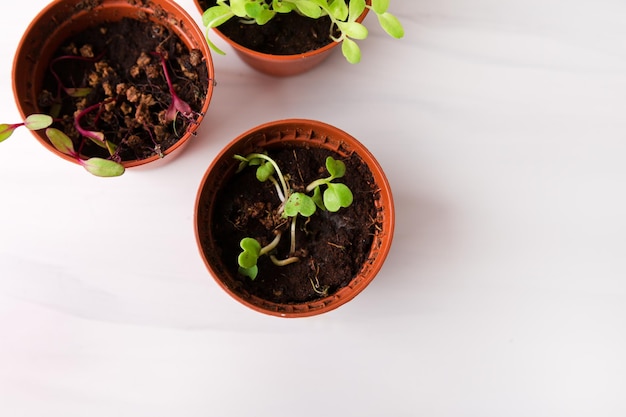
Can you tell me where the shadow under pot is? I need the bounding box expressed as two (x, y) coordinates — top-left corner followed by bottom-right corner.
(194, 119), (395, 317)
(12, 0), (215, 175)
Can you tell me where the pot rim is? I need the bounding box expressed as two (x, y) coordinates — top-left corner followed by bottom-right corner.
(193, 0), (370, 76)
(194, 118), (395, 318)
(12, 0), (215, 169)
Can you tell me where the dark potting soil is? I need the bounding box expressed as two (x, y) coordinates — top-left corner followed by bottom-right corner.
(198, 0), (338, 55)
(38, 17), (210, 162)
(211, 146), (379, 304)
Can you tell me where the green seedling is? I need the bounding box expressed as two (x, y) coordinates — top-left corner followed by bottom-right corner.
(202, 0), (404, 64)
(0, 114), (125, 177)
(233, 151), (354, 280)
(152, 51), (202, 125)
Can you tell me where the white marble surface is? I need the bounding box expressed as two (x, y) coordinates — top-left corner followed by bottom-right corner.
(2, 0), (626, 415)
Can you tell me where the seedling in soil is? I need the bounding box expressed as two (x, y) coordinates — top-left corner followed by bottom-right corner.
(0, 114), (125, 177)
(233, 151), (354, 279)
(3, 44), (203, 177)
(202, 0), (404, 64)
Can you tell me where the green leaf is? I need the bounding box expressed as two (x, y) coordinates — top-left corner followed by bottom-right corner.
(229, 0), (249, 17)
(45, 127), (75, 156)
(377, 12), (404, 39)
(247, 157), (263, 166)
(254, 8), (276, 24)
(82, 158), (125, 177)
(293, 0), (323, 18)
(0, 124), (15, 142)
(256, 161), (275, 182)
(339, 21), (368, 40)
(65, 87), (92, 98)
(273, 0), (296, 13)
(370, 0), (389, 14)
(324, 183), (353, 212)
(284, 192), (317, 217)
(234, 154), (250, 172)
(347, 0), (366, 21)
(242, 1), (275, 24)
(24, 114), (53, 131)
(105, 140), (117, 156)
(79, 129), (106, 149)
(238, 265), (258, 280)
(325, 156), (346, 178)
(206, 35), (226, 55)
(341, 37), (361, 64)
(202, 5), (234, 27)
(311, 186), (325, 210)
(238, 237), (261, 268)
(328, 0), (348, 20)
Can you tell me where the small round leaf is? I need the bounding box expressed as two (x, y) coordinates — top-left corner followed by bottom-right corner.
(238, 237), (261, 269)
(82, 158), (125, 177)
(341, 38), (361, 64)
(325, 156), (346, 178)
(256, 161), (275, 182)
(284, 192), (317, 217)
(238, 265), (258, 280)
(324, 183), (354, 212)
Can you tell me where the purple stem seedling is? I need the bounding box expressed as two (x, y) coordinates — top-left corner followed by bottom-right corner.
(1, 114), (124, 177)
(49, 52), (104, 98)
(152, 52), (199, 123)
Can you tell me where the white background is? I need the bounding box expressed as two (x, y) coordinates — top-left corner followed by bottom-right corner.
(2, 1), (626, 416)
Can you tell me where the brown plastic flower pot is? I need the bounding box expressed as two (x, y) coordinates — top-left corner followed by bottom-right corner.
(193, 0), (369, 77)
(12, 0), (215, 170)
(194, 119), (394, 317)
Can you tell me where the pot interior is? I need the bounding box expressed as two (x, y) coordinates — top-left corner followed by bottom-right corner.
(195, 120), (394, 317)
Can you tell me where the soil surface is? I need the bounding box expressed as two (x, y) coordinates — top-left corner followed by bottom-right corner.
(198, 0), (338, 54)
(38, 16), (209, 162)
(210, 145), (379, 304)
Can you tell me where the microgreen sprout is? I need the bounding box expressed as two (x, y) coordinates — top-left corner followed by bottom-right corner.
(233, 151), (354, 280)
(0, 114), (125, 177)
(49, 51), (104, 100)
(202, 0), (404, 64)
(152, 51), (201, 124)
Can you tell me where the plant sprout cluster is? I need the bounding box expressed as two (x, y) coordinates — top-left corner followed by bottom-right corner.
(1, 46), (200, 177)
(0, 114), (124, 177)
(202, 0), (404, 64)
(234, 151), (354, 280)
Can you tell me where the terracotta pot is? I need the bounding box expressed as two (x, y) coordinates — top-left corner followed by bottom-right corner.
(12, 0), (215, 170)
(193, 1), (369, 77)
(194, 119), (394, 317)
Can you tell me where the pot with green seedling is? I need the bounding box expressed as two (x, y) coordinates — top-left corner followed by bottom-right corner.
(194, 0), (404, 76)
(5, 0), (215, 177)
(194, 119), (394, 317)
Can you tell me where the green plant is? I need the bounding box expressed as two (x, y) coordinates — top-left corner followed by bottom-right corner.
(234, 151), (354, 279)
(202, 0), (404, 64)
(3, 47), (202, 177)
(0, 114), (125, 177)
